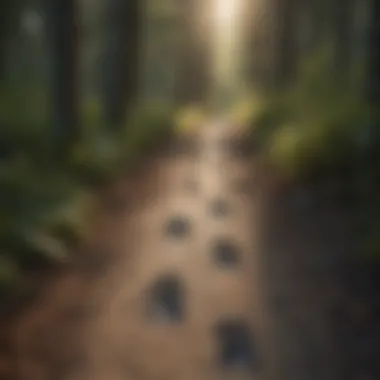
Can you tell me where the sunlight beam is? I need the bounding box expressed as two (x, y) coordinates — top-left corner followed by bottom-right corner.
(213, 0), (241, 85)
(215, 0), (236, 25)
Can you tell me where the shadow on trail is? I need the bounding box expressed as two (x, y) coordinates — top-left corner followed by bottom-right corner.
(258, 172), (380, 380)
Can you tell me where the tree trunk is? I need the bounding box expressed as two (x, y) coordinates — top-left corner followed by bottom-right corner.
(367, 0), (380, 104)
(101, 0), (141, 130)
(0, 6), (9, 83)
(0, 0), (21, 84)
(331, 0), (354, 80)
(175, 0), (211, 107)
(245, 0), (274, 90)
(299, 0), (329, 56)
(273, 0), (299, 88)
(309, 0), (325, 51)
(44, 0), (80, 155)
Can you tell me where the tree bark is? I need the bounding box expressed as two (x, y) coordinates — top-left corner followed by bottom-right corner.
(244, 0), (274, 90)
(331, 0), (354, 80)
(0, 0), (21, 84)
(175, 0), (211, 106)
(298, 0), (330, 57)
(0, 4), (9, 83)
(367, 0), (380, 104)
(272, 0), (299, 88)
(44, 0), (80, 155)
(101, 0), (141, 130)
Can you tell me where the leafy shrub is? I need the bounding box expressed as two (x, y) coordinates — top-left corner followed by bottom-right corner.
(252, 94), (292, 150)
(173, 105), (206, 135)
(0, 255), (23, 303)
(0, 86), (50, 164)
(229, 93), (262, 127)
(0, 158), (84, 265)
(251, 46), (369, 182)
(69, 135), (124, 187)
(67, 102), (175, 186)
(0, 91), (176, 302)
(82, 96), (104, 139)
(247, 46), (380, 262)
(121, 102), (175, 157)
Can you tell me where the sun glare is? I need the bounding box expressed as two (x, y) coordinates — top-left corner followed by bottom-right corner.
(213, 0), (240, 84)
(215, 0), (236, 25)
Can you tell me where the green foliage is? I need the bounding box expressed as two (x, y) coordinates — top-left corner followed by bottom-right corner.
(82, 97), (103, 138)
(252, 93), (293, 152)
(248, 46), (380, 260)
(121, 102), (175, 159)
(0, 85), (51, 164)
(0, 84), (89, 292)
(0, 255), (22, 301)
(0, 92), (175, 303)
(174, 106), (206, 135)
(362, 215), (380, 262)
(229, 93), (262, 127)
(250, 46), (369, 182)
(68, 101), (175, 186)
(0, 0), (180, 307)
(69, 134), (124, 187)
(0, 158), (84, 269)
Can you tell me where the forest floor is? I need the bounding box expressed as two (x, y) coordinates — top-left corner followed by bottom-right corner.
(0, 120), (379, 380)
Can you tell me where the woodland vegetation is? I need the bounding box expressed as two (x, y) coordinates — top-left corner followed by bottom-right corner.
(0, 0), (379, 311)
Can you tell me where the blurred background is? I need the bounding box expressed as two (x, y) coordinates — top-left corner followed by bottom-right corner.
(0, 0), (379, 379)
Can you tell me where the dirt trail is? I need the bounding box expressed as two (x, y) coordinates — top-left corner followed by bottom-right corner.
(5, 121), (268, 380)
(5, 120), (373, 380)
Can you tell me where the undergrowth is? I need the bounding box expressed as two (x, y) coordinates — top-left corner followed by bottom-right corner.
(242, 46), (380, 262)
(0, 91), (176, 307)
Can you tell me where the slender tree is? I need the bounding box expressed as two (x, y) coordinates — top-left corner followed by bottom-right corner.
(44, 0), (80, 155)
(331, 0), (354, 79)
(101, 0), (141, 130)
(307, 0), (327, 53)
(175, 0), (211, 106)
(367, 0), (380, 105)
(0, 1), (23, 84)
(272, 0), (299, 88)
(0, 1), (11, 82)
(244, 0), (274, 90)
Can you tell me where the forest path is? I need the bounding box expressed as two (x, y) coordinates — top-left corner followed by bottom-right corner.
(8, 120), (269, 380)
(5, 118), (368, 380)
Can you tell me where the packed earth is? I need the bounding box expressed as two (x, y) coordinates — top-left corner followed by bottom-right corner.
(1, 120), (379, 380)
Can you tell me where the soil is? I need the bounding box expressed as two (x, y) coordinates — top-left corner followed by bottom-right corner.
(0, 121), (379, 380)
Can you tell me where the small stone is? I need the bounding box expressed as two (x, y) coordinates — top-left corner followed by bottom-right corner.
(213, 239), (241, 268)
(216, 320), (261, 371)
(146, 276), (185, 323)
(209, 199), (230, 218)
(164, 217), (191, 239)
